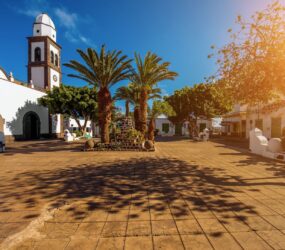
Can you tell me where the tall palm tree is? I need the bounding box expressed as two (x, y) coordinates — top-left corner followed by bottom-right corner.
(131, 52), (178, 134)
(64, 46), (132, 143)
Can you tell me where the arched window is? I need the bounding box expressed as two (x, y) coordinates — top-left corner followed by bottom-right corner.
(50, 51), (54, 64)
(34, 47), (41, 62)
(55, 54), (59, 66)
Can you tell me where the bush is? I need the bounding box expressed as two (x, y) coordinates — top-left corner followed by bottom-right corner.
(74, 130), (83, 138)
(126, 128), (144, 142)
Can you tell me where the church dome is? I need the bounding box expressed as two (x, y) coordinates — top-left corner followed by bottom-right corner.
(35, 13), (55, 30)
(33, 13), (57, 42)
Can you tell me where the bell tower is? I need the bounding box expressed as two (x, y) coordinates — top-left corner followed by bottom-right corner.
(27, 13), (61, 91)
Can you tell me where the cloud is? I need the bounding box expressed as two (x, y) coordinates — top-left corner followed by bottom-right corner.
(54, 8), (95, 47)
(54, 8), (77, 29)
(14, 2), (96, 48)
(64, 31), (95, 47)
(18, 9), (42, 17)
(14, 0), (48, 18)
(79, 35), (95, 47)
(64, 31), (78, 43)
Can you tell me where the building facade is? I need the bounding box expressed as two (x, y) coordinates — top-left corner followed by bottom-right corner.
(222, 102), (285, 139)
(155, 116), (213, 136)
(0, 13), (62, 143)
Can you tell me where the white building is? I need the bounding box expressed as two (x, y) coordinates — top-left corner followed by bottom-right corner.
(0, 13), (62, 143)
(64, 118), (100, 137)
(222, 102), (285, 139)
(155, 115), (213, 136)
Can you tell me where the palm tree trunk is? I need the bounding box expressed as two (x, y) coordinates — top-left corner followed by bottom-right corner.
(98, 87), (112, 143)
(148, 117), (155, 141)
(140, 88), (148, 134)
(134, 106), (140, 130)
(125, 100), (130, 117)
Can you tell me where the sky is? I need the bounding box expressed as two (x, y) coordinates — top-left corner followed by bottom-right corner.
(0, 0), (284, 104)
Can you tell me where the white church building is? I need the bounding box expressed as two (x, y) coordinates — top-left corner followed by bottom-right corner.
(0, 13), (63, 143)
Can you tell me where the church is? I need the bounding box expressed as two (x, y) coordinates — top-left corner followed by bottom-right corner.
(0, 13), (63, 143)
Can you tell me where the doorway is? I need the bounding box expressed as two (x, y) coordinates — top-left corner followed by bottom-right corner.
(23, 112), (40, 139)
(175, 123), (182, 136)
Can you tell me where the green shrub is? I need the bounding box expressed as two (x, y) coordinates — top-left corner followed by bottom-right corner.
(74, 130), (83, 137)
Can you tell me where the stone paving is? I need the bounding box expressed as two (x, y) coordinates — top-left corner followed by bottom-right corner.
(1, 138), (285, 249)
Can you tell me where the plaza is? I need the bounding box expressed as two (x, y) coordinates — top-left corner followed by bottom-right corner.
(1, 138), (285, 249)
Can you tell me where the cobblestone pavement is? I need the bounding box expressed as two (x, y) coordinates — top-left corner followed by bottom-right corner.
(1, 138), (285, 250)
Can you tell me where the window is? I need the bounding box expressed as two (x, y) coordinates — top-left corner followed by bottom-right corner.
(162, 123), (170, 133)
(34, 47), (41, 62)
(50, 51), (54, 64)
(55, 54), (59, 66)
(86, 127), (91, 132)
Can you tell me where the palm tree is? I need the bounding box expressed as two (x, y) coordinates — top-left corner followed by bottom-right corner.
(114, 86), (133, 117)
(64, 46), (132, 143)
(131, 52), (178, 134)
(115, 84), (162, 131)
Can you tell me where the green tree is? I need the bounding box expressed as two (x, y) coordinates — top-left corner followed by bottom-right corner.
(166, 83), (230, 137)
(166, 88), (189, 125)
(64, 46), (132, 143)
(38, 85), (97, 134)
(148, 100), (175, 141)
(131, 52), (178, 135)
(210, 1), (285, 106)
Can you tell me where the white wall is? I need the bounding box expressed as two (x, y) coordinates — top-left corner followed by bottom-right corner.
(68, 118), (92, 128)
(33, 24), (56, 41)
(66, 118), (93, 136)
(31, 67), (45, 89)
(0, 78), (49, 136)
(31, 42), (45, 62)
(246, 107), (285, 139)
(155, 117), (212, 136)
(51, 114), (61, 134)
(0, 69), (8, 80)
(155, 118), (175, 136)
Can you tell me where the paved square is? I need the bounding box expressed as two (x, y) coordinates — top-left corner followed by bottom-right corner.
(1, 138), (285, 249)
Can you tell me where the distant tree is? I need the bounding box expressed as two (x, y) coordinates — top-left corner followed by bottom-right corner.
(148, 100), (175, 141)
(64, 46), (132, 143)
(166, 83), (231, 137)
(209, 1), (285, 106)
(166, 88), (189, 125)
(38, 85), (97, 134)
(131, 52), (178, 135)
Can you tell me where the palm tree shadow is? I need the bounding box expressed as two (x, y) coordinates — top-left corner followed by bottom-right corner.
(0, 157), (260, 223)
(4, 140), (83, 156)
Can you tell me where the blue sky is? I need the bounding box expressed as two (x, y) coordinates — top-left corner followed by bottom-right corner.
(0, 0), (283, 101)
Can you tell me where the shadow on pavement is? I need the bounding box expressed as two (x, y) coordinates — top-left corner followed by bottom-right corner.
(0, 157), (258, 222)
